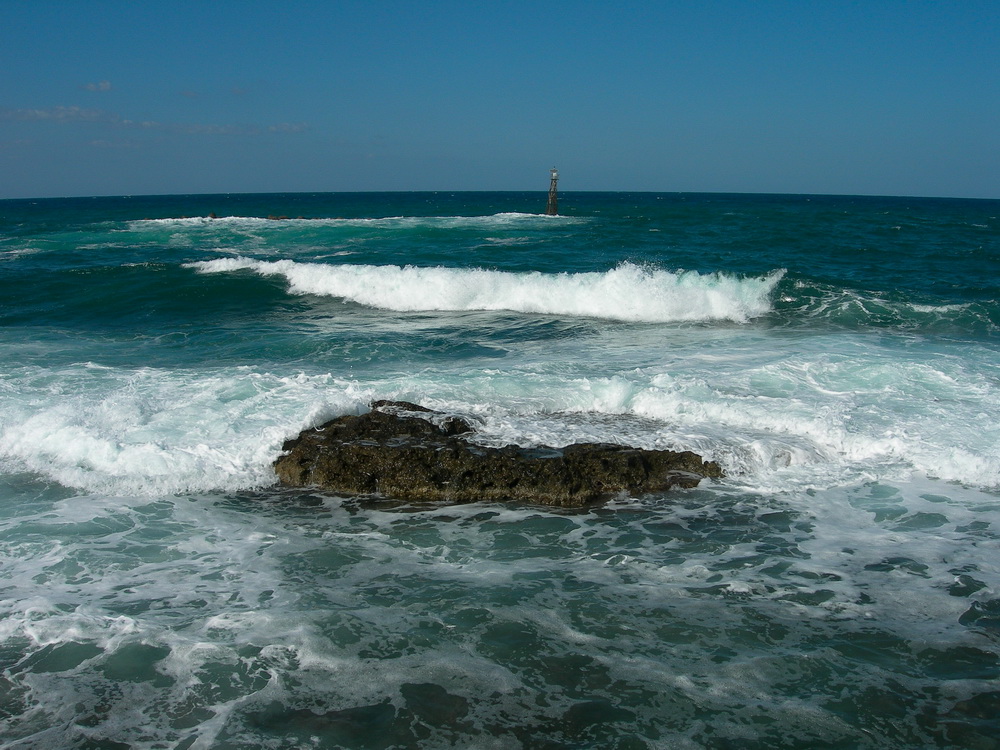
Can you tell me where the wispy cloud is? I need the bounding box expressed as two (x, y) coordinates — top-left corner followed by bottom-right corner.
(0, 106), (113, 122)
(1, 106), (308, 137)
(83, 80), (112, 92)
(0, 106), (163, 128)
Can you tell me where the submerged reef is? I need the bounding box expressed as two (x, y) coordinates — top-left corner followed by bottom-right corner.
(274, 401), (722, 506)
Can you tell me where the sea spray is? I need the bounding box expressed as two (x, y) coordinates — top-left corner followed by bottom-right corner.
(188, 258), (785, 323)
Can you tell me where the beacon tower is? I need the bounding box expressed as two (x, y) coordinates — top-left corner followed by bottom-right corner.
(546, 167), (559, 216)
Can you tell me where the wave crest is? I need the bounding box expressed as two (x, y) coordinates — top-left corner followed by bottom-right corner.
(188, 259), (784, 323)
(128, 212), (583, 230)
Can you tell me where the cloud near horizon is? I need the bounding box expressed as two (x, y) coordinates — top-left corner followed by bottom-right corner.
(0, 106), (307, 137)
(1, 106), (111, 122)
(83, 80), (112, 92)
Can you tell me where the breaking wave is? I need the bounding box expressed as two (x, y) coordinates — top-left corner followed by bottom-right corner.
(188, 259), (783, 323)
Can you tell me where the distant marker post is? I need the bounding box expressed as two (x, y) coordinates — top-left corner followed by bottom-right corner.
(546, 167), (559, 215)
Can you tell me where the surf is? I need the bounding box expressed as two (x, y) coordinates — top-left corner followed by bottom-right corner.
(187, 259), (785, 323)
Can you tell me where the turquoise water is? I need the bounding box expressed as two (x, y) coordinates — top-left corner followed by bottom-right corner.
(1, 192), (999, 748)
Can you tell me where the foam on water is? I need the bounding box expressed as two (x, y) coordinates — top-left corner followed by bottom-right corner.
(1, 477), (997, 748)
(786, 280), (1000, 336)
(2, 331), (998, 498)
(0, 365), (374, 495)
(188, 258), (784, 323)
(129, 212), (581, 229)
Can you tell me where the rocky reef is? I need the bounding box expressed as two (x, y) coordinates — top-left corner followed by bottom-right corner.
(274, 401), (723, 507)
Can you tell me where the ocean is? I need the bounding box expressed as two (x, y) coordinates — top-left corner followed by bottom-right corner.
(1, 191), (998, 749)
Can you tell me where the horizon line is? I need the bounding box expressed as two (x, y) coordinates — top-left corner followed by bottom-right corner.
(3, 188), (999, 203)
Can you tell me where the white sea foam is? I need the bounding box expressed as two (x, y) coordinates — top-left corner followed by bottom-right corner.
(128, 212), (582, 231)
(0, 245), (45, 261)
(0, 366), (374, 496)
(4, 470), (992, 748)
(3, 335), (999, 497)
(391, 344), (1000, 493)
(188, 258), (784, 323)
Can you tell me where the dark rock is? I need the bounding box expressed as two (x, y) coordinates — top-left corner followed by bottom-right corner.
(274, 401), (723, 507)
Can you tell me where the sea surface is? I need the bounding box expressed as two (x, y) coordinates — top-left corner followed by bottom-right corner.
(1, 191), (999, 749)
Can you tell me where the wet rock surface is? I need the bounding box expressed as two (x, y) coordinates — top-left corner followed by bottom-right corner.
(274, 401), (723, 506)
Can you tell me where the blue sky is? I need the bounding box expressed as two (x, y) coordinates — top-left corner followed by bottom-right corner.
(2, 0), (998, 199)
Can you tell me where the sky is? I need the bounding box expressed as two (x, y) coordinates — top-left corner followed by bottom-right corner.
(1, 0), (998, 200)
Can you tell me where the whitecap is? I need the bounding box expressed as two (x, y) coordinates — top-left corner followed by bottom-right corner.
(187, 258), (784, 324)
